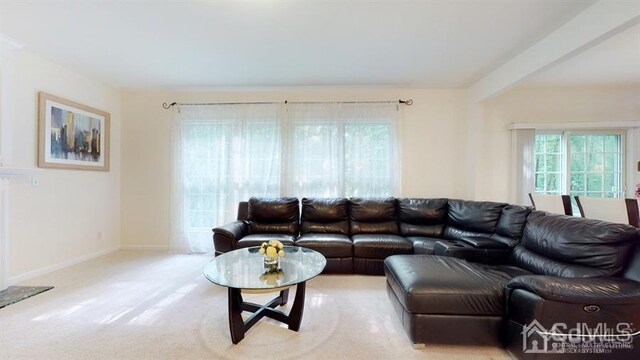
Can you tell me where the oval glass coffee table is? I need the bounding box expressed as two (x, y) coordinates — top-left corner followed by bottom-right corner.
(204, 246), (326, 344)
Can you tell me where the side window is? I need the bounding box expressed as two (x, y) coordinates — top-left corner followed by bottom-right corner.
(534, 131), (625, 199)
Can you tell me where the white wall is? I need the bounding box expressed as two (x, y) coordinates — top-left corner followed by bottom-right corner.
(121, 88), (469, 249)
(4, 50), (636, 268)
(6, 50), (121, 281)
(473, 85), (640, 203)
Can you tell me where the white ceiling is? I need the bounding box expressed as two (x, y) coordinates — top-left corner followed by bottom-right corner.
(0, 0), (596, 89)
(524, 22), (640, 87)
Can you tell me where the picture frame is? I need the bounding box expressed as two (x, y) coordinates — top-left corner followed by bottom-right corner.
(38, 92), (110, 171)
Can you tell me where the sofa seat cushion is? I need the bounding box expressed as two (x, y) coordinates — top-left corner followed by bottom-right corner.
(384, 255), (528, 315)
(235, 234), (295, 249)
(295, 233), (353, 258)
(353, 234), (413, 259)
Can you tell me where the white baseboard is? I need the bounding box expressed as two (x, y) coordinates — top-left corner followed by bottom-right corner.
(8, 246), (120, 285)
(120, 244), (169, 250)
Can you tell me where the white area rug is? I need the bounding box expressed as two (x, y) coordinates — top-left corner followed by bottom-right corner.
(0, 251), (508, 359)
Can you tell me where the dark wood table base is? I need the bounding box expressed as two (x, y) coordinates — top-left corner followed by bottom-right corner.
(227, 282), (307, 344)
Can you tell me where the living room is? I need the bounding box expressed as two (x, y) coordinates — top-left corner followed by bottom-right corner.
(0, 1), (639, 359)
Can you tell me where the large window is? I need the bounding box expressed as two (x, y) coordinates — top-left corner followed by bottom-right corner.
(534, 131), (625, 198)
(174, 103), (399, 252)
(182, 118), (281, 233)
(289, 103), (398, 198)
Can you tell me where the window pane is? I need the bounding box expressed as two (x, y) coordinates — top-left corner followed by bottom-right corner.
(587, 154), (604, 172)
(570, 135), (585, 153)
(535, 136), (545, 153)
(604, 135), (620, 153)
(545, 154), (561, 172)
(535, 154), (545, 172)
(535, 174), (545, 192)
(534, 134), (563, 195)
(586, 135), (604, 153)
(603, 153), (618, 172)
(603, 172), (620, 194)
(586, 173), (603, 192)
(570, 155), (584, 172)
(570, 173), (585, 192)
(546, 136), (561, 153)
(545, 173), (560, 193)
(569, 133), (623, 199)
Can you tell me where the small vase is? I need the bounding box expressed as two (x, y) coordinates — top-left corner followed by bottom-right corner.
(263, 256), (279, 273)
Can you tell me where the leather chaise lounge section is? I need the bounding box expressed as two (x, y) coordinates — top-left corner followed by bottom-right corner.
(385, 211), (640, 359)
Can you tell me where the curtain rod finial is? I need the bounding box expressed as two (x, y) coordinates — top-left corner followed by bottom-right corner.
(162, 102), (177, 109)
(400, 99), (413, 106)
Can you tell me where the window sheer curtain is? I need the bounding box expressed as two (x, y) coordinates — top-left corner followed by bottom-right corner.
(287, 103), (400, 197)
(171, 102), (400, 253)
(510, 129), (536, 206)
(171, 104), (282, 253)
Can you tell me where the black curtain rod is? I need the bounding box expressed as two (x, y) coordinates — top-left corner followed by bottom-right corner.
(162, 99), (413, 109)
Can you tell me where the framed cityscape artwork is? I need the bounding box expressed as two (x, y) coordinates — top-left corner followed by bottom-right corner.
(38, 92), (110, 171)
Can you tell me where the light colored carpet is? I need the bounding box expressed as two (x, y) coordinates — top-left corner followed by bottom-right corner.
(0, 251), (509, 359)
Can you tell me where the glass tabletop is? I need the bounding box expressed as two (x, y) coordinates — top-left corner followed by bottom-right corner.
(203, 246), (327, 290)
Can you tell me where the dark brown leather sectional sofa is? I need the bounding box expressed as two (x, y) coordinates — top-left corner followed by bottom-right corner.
(213, 197), (531, 274)
(213, 197), (640, 359)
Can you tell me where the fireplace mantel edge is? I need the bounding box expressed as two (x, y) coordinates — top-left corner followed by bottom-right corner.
(0, 167), (39, 182)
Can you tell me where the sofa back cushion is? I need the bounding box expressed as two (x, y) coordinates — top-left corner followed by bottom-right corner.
(490, 205), (532, 246)
(301, 198), (349, 235)
(510, 211), (638, 277)
(247, 197), (299, 235)
(349, 197), (398, 235)
(237, 201), (249, 221)
(398, 198), (448, 237)
(444, 200), (506, 239)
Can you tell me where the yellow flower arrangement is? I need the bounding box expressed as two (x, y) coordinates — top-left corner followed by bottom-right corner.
(258, 240), (285, 259)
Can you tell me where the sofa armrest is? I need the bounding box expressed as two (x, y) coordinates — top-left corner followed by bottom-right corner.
(459, 236), (510, 249)
(212, 221), (248, 255)
(506, 275), (640, 304)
